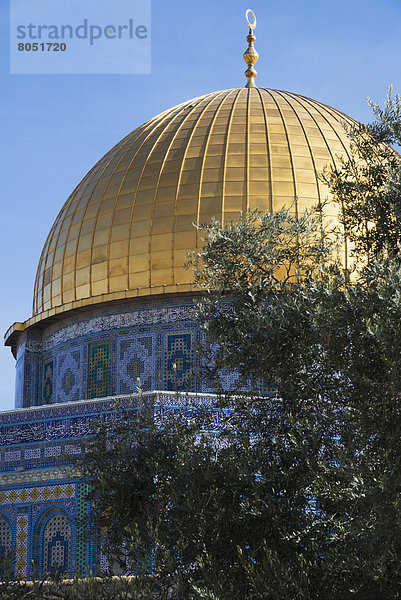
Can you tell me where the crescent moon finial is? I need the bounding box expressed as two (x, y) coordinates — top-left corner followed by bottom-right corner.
(243, 10), (259, 88)
(246, 9), (257, 30)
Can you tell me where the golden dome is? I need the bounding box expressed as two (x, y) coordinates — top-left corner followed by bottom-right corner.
(32, 87), (356, 322)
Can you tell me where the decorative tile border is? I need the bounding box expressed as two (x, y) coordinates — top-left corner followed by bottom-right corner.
(15, 510), (29, 578)
(0, 467), (75, 486)
(0, 483), (75, 505)
(41, 303), (197, 351)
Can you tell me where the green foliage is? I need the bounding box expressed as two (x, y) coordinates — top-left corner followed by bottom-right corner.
(77, 394), (345, 599)
(321, 88), (401, 261)
(192, 207), (337, 292)
(190, 207), (344, 397)
(189, 88), (401, 597)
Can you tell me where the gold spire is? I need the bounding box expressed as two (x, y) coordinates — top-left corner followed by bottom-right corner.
(243, 9), (259, 88)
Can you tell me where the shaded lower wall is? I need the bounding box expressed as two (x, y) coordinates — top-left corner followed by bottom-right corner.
(0, 391), (219, 579)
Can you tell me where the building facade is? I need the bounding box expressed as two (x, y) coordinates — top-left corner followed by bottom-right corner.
(2, 85), (357, 578)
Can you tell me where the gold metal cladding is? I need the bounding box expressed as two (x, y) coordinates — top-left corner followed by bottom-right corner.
(22, 88), (359, 331)
(244, 9), (259, 88)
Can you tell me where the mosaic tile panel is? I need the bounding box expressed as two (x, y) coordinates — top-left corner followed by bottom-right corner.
(0, 411), (110, 447)
(111, 338), (117, 397)
(65, 445), (82, 455)
(14, 301), (208, 408)
(88, 341), (111, 399)
(40, 302), (195, 350)
(164, 332), (193, 391)
(26, 352), (41, 408)
(16, 340), (26, 362)
(0, 467), (72, 486)
(1, 441), (83, 474)
(5, 450), (21, 462)
(99, 539), (108, 574)
(0, 506), (17, 522)
(76, 483), (89, 577)
(0, 393), (216, 443)
(42, 360), (54, 405)
(0, 484), (75, 505)
(15, 356), (25, 410)
(56, 348), (82, 404)
(31, 499), (75, 528)
(1, 423), (62, 447)
(15, 511), (29, 579)
(0, 518), (12, 556)
(118, 334), (156, 394)
(0, 394), (222, 469)
(43, 513), (72, 577)
(258, 378), (277, 395)
(24, 448), (41, 460)
(44, 446), (61, 458)
(0, 397), (117, 426)
(213, 368), (253, 393)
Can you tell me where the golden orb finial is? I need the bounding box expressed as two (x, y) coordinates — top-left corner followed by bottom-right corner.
(243, 9), (259, 88)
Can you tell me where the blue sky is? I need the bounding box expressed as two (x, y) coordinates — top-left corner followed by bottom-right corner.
(1, 0), (401, 411)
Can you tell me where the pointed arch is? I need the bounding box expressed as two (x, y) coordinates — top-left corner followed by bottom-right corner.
(0, 513), (13, 554)
(32, 506), (74, 579)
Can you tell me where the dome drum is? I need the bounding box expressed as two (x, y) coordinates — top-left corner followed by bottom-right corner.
(11, 297), (247, 409)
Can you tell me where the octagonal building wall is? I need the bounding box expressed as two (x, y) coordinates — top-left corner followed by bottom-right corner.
(14, 297), (214, 409)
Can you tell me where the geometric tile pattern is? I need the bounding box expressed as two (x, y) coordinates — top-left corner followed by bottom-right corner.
(44, 446), (62, 458)
(25, 352), (41, 408)
(76, 483), (89, 577)
(24, 448), (41, 460)
(225, 368), (241, 390)
(0, 484), (75, 505)
(3, 292), (282, 582)
(88, 341), (111, 399)
(164, 332), (193, 391)
(40, 302), (194, 349)
(258, 378), (277, 395)
(42, 359), (54, 405)
(5, 450), (21, 462)
(57, 348), (82, 403)
(43, 513), (71, 577)
(0, 467), (72, 486)
(15, 512), (29, 579)
(15, 357), (25, 409)
(118, 334), (155, 394)
(99, 537), (108, 575)
(0, 518), (12, 555)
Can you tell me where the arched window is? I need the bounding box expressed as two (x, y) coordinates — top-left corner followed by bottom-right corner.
(42, 512), (72, 578)
(0, 517), (12, 556)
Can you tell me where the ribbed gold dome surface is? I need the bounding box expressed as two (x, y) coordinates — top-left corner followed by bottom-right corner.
(33, 87), (356, 319)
